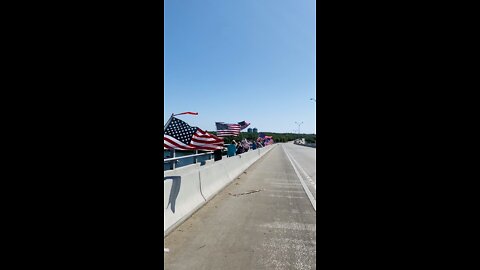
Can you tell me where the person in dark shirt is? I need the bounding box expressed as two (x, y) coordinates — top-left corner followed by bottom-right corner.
(213, 149), (222, 161)
(236, 141), (244, 155)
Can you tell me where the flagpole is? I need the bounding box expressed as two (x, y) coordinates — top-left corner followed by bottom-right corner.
(164, 113), (174, 131)
(164, 113), (174, 166)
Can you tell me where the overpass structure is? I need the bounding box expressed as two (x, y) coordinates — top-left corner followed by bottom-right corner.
(164, 142), (316, 269)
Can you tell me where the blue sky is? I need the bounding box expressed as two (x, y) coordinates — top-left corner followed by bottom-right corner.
(164, 0), (316, 134)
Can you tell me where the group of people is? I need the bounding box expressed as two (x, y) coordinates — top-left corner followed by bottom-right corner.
(232, 139), (263, 155)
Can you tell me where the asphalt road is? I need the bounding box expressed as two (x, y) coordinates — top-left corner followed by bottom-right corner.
(282, 142), (317, 200)
(164, 143), (317, 270)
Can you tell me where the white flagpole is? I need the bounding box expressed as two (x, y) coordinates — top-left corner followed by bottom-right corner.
(164, 114), (175, 167)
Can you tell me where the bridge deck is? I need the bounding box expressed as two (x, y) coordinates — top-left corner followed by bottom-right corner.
(164, 143), (316, 270)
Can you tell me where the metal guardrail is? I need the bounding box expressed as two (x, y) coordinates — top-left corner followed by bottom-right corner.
(164, 149), (214, 170)
(164, 143), (263, 170)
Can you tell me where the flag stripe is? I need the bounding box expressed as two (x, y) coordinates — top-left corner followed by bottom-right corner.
(219, 131), (240, 134)
(191, 136), (221, 142)
(217, 134), (239, 137)
(195, 130), (223, 139)
(164, 136), (195, 150)
(190, 142), (223, 150)
(164, 116), (224, 151)
(190, 138), (223, 149)
(217, 133), (239, 136)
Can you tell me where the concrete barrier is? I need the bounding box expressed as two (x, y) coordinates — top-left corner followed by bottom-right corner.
(220, 154), (244, 181)
(164, 144), (277, 236)
(164, 164), (205, 236)
(294, 143), (316, 148)
(198, 160), (231, 200)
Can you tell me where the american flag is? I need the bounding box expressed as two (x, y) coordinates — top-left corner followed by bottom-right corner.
(164, 117), (224, 151)
(238, 121), (250, 130)
(215, 121), (250, 137)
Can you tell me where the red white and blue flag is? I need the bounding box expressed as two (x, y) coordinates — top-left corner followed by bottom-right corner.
(215, 121), (250, 137)
(164, 117), (224, 151)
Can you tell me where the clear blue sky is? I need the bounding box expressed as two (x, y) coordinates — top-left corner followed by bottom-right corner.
(164, 0), (316, 134)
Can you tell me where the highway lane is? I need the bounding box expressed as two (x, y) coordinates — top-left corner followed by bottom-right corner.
(164, 143), (316, 270)
(282, 142), (317, 200)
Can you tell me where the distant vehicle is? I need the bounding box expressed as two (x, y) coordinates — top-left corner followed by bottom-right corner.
(294, 138), (306, 145)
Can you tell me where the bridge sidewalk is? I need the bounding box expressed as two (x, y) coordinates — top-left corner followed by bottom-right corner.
(164, 144), (316, 270)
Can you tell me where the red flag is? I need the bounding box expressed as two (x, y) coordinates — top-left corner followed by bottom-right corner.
(174, 112), (198, 116)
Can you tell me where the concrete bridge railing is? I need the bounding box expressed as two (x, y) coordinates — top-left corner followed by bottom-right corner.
(164, 144), (277, 236)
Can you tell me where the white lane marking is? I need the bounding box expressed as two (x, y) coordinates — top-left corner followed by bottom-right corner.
(283, 146), (316, 211)
(264, 194), (307, 199)
(260, 221), (316, 231)
(267, 190), (307, 194)
(287, 151), (316, 190)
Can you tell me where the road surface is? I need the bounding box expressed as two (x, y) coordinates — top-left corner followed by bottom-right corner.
(164, 143), (317, 270)
(282, 142), (316, 200)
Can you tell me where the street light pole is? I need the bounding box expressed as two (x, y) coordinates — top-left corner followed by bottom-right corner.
(310, 98), (316, 134)
(294, 121), (303, 134)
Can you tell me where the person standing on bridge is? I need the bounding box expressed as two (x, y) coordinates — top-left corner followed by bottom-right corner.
(242, 139), (250, 152)
(256, 137), (264, 148)
(236, 140), (244, 155)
